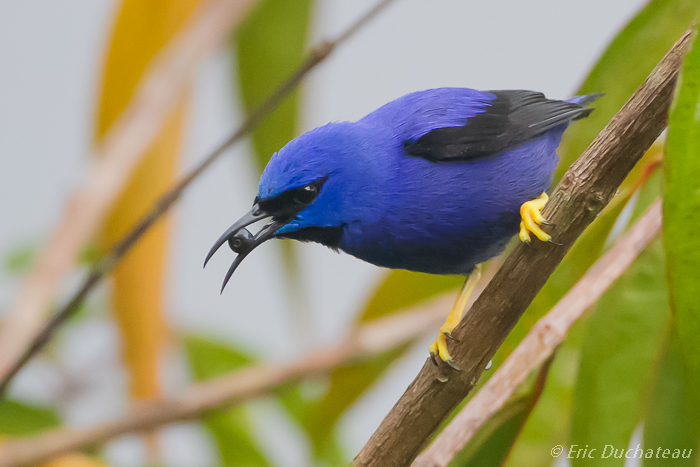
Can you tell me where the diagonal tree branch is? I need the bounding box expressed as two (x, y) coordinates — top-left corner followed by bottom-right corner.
(0, 0), (398, 398)
(414, 199), (662, 467)
(354, 28), (692, 467)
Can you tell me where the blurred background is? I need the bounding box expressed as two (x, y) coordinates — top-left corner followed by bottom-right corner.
(1, 1), (696, 466)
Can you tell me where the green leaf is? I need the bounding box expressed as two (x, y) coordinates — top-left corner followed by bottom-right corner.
(303, 271), (462, 460)
(501, 0), (689, 356)
(233, 0), (314, 172)
(663, 27), (700, 397)
(643, 330), (699, 466)
(557, 0), (700, 179)
(503, 343), (581, 467)
(185, 335), (253, 380)
(276, 380), (321, 426)
(204, 410), (271, 467)
(277, 382), (346, 465)
(452, 396), (532, 467)
(515, 0), (692, 333)
(503, 168), (663, 465)
(491, 2), (685, 451)
(0, 399), (61, 436)
(303, 346), (405, 462)
(498, 182), (634, 358)
(78, 242), (102, 266)
(359, 270), (463, 322)
(4, 245), (36, 275)
(184, 336), (270, 467)
(570, 239), (669, 467)
(453, 357), (554, 467)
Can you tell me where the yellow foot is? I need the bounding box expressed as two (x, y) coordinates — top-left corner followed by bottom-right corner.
(429, 329), (461, 370)
(519, 192), (552, 244)
(429, 265), (482, 371)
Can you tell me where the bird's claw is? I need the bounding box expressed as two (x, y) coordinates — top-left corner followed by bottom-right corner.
(445, 359), (461, 371)
(519, 192), (552, 244)
(444, 331), (460, 342)
(429, 332), (460, 371)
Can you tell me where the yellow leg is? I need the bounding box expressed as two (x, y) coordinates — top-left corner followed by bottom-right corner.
(429, 264), (482, 369)
(519, 192), (552, 244)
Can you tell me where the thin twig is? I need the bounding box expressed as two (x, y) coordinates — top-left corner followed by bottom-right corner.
(0, 0), (259, 388)
(354, 28), (692, 467)
(414, 200), (662, 467)
(0, 0), (398, 397)
(0, 252), (498, 467)
(0, 290), (467, 467)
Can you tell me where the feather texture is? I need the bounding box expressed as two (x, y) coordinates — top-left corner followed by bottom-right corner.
(252, 88), (599, 274)
(403, 90), (595, 161)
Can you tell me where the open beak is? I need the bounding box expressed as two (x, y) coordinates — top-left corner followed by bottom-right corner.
(204, 204), (290, 293)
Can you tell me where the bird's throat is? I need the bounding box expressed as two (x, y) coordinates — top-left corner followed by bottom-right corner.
(276, 225), (344, 250)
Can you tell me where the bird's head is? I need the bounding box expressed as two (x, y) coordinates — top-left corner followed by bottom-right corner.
(205, 122), (383, 291)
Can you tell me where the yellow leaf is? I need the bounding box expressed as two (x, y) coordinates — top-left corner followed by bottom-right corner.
(96, 0), (203, 135)
(96, 0), (202, 400)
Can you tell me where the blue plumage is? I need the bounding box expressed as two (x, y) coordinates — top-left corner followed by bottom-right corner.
(206, 88), (597, 288)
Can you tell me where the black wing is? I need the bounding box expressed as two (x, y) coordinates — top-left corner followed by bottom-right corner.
(403, 90), (598, 162)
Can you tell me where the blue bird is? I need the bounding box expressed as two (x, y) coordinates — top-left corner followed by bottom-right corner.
(205, 88), (598, 367)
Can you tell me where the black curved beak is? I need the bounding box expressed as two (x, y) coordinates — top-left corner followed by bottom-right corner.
(204, 205), (289, 293)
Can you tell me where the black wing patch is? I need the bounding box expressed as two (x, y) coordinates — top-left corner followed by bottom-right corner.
(403, 90), (597, 162)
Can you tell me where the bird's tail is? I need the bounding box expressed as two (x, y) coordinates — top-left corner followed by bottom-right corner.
(567, 92), (604, 108)
(564, 93), (603, 121)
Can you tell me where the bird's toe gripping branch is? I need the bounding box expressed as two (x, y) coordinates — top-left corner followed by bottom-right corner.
(429, 265), (482, 370)
(519, 192), (552, 244)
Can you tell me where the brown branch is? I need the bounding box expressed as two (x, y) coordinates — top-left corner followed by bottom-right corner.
(0, 0), (398, 398)
(354, 28), (692, 467)
(0, 290), (473, 467)
(0, 0), (259, 390)
(414, 200), (662, 467)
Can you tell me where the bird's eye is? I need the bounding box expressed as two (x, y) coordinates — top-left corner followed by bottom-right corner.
(294, 184), (318, 204)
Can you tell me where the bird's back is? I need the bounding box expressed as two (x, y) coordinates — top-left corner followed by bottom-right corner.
(338, 88), (595, 274)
